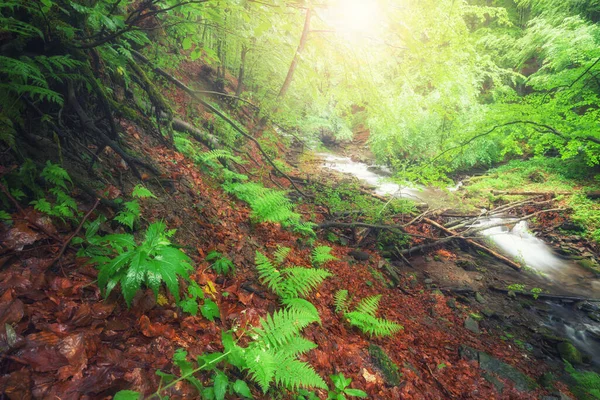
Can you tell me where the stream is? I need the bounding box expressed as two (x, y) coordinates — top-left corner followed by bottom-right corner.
(319, 152), (600, 364)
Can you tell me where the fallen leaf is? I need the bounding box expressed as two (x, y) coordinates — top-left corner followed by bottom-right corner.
(138, 315), (175, 339)
(0, 369), (32, 400)
(57, 333), (88, 380)
(0, 290), (24, 325)
(2, 221), (40, 251)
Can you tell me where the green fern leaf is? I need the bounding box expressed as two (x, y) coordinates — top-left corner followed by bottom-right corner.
(281, 298), (321, 324)
(245, 346), (276, 393)
(354, 295), (382, 317)
(255, 251), (284, 296)
(274, 246), (291, 265)
(334, 290), (350, 314)
(311, 246), (337, 266)
(273, 356), (327, 390)
(254, 308), (319, 349)
(281, 267), (332, 298)
(132, 184), (156, 199)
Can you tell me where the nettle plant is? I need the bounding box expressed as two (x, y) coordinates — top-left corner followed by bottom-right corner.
(75, 188), (217, 319)
(334, 290), (403, 338)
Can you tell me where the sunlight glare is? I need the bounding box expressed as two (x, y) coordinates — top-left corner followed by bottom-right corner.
(324, 0), (383, 40)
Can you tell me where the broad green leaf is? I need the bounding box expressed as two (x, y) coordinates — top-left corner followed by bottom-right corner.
(201, 298), (219, 321)
(344, 388), (368, 398)
(233, 379), (253, 398)
(213, 371), (229, 400)
(113, 391), (141, 400)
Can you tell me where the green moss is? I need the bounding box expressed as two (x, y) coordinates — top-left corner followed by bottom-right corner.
(557, 341), (583, 365)
(368, 344), (403, 386)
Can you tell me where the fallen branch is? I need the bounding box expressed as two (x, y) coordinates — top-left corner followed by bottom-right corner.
(491, 190), (571, 196)
(131, 50), (309, 198)
(489, 286), (600, 302)
(422, 217), (522, 271)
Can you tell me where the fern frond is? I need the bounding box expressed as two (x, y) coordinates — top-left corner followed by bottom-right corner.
(273, 356), (327, 390)
(311, 246), (337, 266)
(277, 335), (318, 358)
(281, 267), (332, 298)
(199, 149), (244, 164)
(355, 295), (382, 317)
(274, 246), (291, 265)
(255, 251), (284, 296)
(244, 345), (276, 393)
(281, 298), (321, 324)
(334, 290), (350, 314)
(254, 308), (319, 349)
(344, 312), (403, 337)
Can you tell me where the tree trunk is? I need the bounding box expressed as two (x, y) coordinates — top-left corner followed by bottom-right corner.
(277, 8), (311, 100)
(235, 45), (248, 98)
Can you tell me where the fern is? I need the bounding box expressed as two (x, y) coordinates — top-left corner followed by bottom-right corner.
(40, 161), (71, 189)
(223, 182), (297, 224)
(311, 246), (338, 266)
(28, 162), (78, 220)
(132, 184), (156, 199)
(247, 308), (327, 393)
(334, 290), (350, 314)
(199, 149), (244, 164)
(255, 250), (332, 300)
(337, 293), (403, 338)
(274, 246), (291, 265)
(281, 298), (321, 324)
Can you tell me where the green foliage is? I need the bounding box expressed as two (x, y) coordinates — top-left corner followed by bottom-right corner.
(328, 373), (368, 399)
(334, 290), (350, 314)
(507, 283), (526, 292)
(90, 221), (198, 308)
(29, 162), (78, 220)
(336, 293), (403, 338)
(312, 246), (338, 266)
(565, 361), (600, 399)
(247, 308), (327, 392)
(206, 250), (236, 276)
(255, 250), (332, 300)
(114, 185), (155, 230)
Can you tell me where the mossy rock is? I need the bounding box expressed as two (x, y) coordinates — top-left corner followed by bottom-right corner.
(557, 341), (583, 365)
(368, 344), (403, 386)
(577, 259), (600, 276)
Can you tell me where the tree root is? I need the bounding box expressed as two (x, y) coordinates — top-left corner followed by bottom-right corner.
(131, 50), (309, 198)
(67, 83), (160, 179)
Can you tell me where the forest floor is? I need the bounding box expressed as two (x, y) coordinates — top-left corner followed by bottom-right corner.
(0, 65), (589, 400)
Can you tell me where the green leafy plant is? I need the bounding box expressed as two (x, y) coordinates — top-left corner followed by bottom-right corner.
(327, 373), (368, 399)
(530, 287), (543, 300)
(206, 250), (236, 276)
(223, 181), (315, 236)
(29, 161), (78, 220)
(114, 184), (156, 230)
(334, 289), (350, 314)
(255, 249), (332, 300)
(507, 283), (526, 292)
(91, 221), (197, 308)
(116, 307), (327, 399)
(335, 291), (403, 337)
(312, 245), (338, 266)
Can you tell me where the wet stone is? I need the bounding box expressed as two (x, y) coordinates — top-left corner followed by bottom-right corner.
(456, 259), (478, 271)
(424, 278), (433, 284)
(446, 298), (457, 309)
(368, 344), (403, 386)
(475, 292), (486, 303)
(464, 316), (480, 334)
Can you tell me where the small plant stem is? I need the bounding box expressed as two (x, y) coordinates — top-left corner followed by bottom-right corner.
(148, 350), (232, 399)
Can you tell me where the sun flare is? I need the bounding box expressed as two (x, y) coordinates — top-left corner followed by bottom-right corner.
(323, 0), (384, 40)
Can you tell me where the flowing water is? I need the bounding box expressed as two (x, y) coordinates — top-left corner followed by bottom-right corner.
(319, 152), (600, 361)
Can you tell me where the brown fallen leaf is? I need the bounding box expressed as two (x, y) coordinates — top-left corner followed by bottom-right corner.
(0, 289), (24, 325)
(18, 346), (68, 372)
(138, 315), (175, 339)
(57, 333), (88, 380)
(1, 221), (40, 251)
(0, 369), (32, 400)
